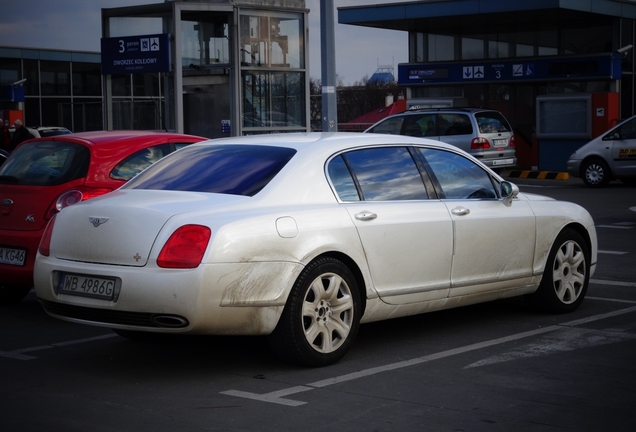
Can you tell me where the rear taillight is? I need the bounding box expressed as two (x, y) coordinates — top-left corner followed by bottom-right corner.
(39, 215), (57, 257)
(471, 137), (491, 150)
(510, 135), (515, 147)
(157, 225), (212, 269)
(44, 187), (113, 220)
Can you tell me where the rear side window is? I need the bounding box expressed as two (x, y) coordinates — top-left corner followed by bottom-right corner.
(439, 113), (473, 136)
(475, 111), (511, 133)
(0, 141), (89, 186)
(110, 144), (172, 181)
(367, 116), (404, 135)
(123, 144), (296, 196)
(337, 147), (428, 201)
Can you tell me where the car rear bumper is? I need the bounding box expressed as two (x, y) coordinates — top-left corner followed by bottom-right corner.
(0, 228), (43, 287)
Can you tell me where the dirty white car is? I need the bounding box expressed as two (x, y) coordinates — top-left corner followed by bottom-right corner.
(34, 133), (597, 366)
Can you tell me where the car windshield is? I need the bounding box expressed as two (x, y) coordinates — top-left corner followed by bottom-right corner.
(122, 144), (297, 196)
(475, 111), (511, 133)
(0, 141), (89, 186)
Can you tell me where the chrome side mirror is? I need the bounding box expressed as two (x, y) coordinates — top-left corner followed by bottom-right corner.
(500, 181), (519, 206)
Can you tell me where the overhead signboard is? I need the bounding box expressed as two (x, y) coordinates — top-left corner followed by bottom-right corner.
(398, 54), (621, 85)
(0, 84), (25, 102)
(101, 33), (171, 75)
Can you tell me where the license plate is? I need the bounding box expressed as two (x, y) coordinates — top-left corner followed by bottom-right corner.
(493, 139), (508, 146)
(492, 158), (514, 166)
(58, 273), (117, 300)
(0, 247), (26, 266)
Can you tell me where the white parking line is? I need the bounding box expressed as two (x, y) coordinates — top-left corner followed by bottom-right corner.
(596, 225), (633, 229)
(220, 303), (636, 406)
(598, 250), (628, 255)
(0, 334), (117, 360)
(591, 279), (636, 287)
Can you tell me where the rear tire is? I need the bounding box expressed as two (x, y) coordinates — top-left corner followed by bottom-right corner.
(526, 228), (590, 313)
(581, 158), (611, 188)
(268, 257), (361, 367)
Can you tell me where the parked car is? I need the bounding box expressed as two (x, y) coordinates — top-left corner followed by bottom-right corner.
(34, 132), (596, 367)
(0, 130), (207, 304)
(8, 125), (72, 140)
(365, 107), (517, 171)
(566, 114), (636, 187)
(0, 149), (8, 166)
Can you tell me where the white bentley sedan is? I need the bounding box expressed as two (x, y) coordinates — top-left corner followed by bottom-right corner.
(34, 133), (597, 367)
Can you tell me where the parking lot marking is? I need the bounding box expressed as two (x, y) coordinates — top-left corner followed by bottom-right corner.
(591, 279), (636, 287)
(596, 225), (633, 229)
(597, 250), (628, 255)
(0, 333), (117, 361)
(220, 304), (636, 406)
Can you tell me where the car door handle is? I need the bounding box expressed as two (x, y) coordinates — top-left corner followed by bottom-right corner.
(354, 211), (377, 221)
(451, 206), (470, 216)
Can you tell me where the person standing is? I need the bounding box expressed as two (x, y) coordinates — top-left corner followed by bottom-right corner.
(0, 118), (11, 152)
(10, 119), (34, 151)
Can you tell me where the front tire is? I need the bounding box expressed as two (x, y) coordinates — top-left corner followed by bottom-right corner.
(526, 228), (590, 313)
(268, 257), (361, 367)
(581, 158), (611, 188)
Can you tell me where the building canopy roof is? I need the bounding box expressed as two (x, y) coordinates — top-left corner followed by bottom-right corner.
(338, 0), (636, 34)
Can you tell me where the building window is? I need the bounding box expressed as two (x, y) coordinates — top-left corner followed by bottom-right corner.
(428, 34), (454, 61)
(240, 11), (304, 69)
(462, 37), (484, 60)
(242, 71), (306, 130)
(72, 62), (102, 96)
(40, 61), (70, 96)
(181, 16), (230, 67)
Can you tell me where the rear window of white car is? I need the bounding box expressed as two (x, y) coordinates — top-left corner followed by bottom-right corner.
(122, 144), (296, 196)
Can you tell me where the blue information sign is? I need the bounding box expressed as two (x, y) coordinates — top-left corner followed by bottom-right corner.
(101, 34), (171, 75)
(398, 54), (621, 85)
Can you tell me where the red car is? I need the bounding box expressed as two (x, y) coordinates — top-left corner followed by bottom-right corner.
(0, 130), (207, 304)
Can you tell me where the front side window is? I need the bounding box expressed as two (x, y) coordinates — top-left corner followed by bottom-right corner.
(340, 147), (428, 201)
(123, 144), (296, 196)
(0, 141), (89, 186)
(419, 148), (496, 199)
(607, 117), (636, 140)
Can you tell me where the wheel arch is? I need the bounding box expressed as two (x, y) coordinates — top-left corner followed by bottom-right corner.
(308, 251), (368, 316)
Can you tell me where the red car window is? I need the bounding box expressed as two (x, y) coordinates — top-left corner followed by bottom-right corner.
(0, 141), (89, 186)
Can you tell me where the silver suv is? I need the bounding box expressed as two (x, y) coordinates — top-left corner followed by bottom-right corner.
(365, 107), (517, 170)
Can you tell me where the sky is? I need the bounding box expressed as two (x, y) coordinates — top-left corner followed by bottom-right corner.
(0, 0), (408, 85)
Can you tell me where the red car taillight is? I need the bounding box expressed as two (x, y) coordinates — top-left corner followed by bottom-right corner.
(44, 187), (113, 220)
(471, 137), (491, 150)
(39, 215), (57, 257)
(157, 225), (212, 269)
(510, 135), (516, 147)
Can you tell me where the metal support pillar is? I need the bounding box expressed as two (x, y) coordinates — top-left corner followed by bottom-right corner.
(320, 0), (337, 132)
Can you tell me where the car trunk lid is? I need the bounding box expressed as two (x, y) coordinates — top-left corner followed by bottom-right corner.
(50, 190), (246, 266)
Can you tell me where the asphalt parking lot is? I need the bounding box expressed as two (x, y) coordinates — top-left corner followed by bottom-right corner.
(1, 174), (634, 432)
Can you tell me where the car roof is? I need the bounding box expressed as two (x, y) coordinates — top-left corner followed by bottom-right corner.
(200, 131), (464, 156)
(29, 130), (207, 146)
(405, 107), (498, 114)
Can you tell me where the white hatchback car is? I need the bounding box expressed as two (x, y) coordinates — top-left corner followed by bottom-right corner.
(34, 133), (597, 366)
